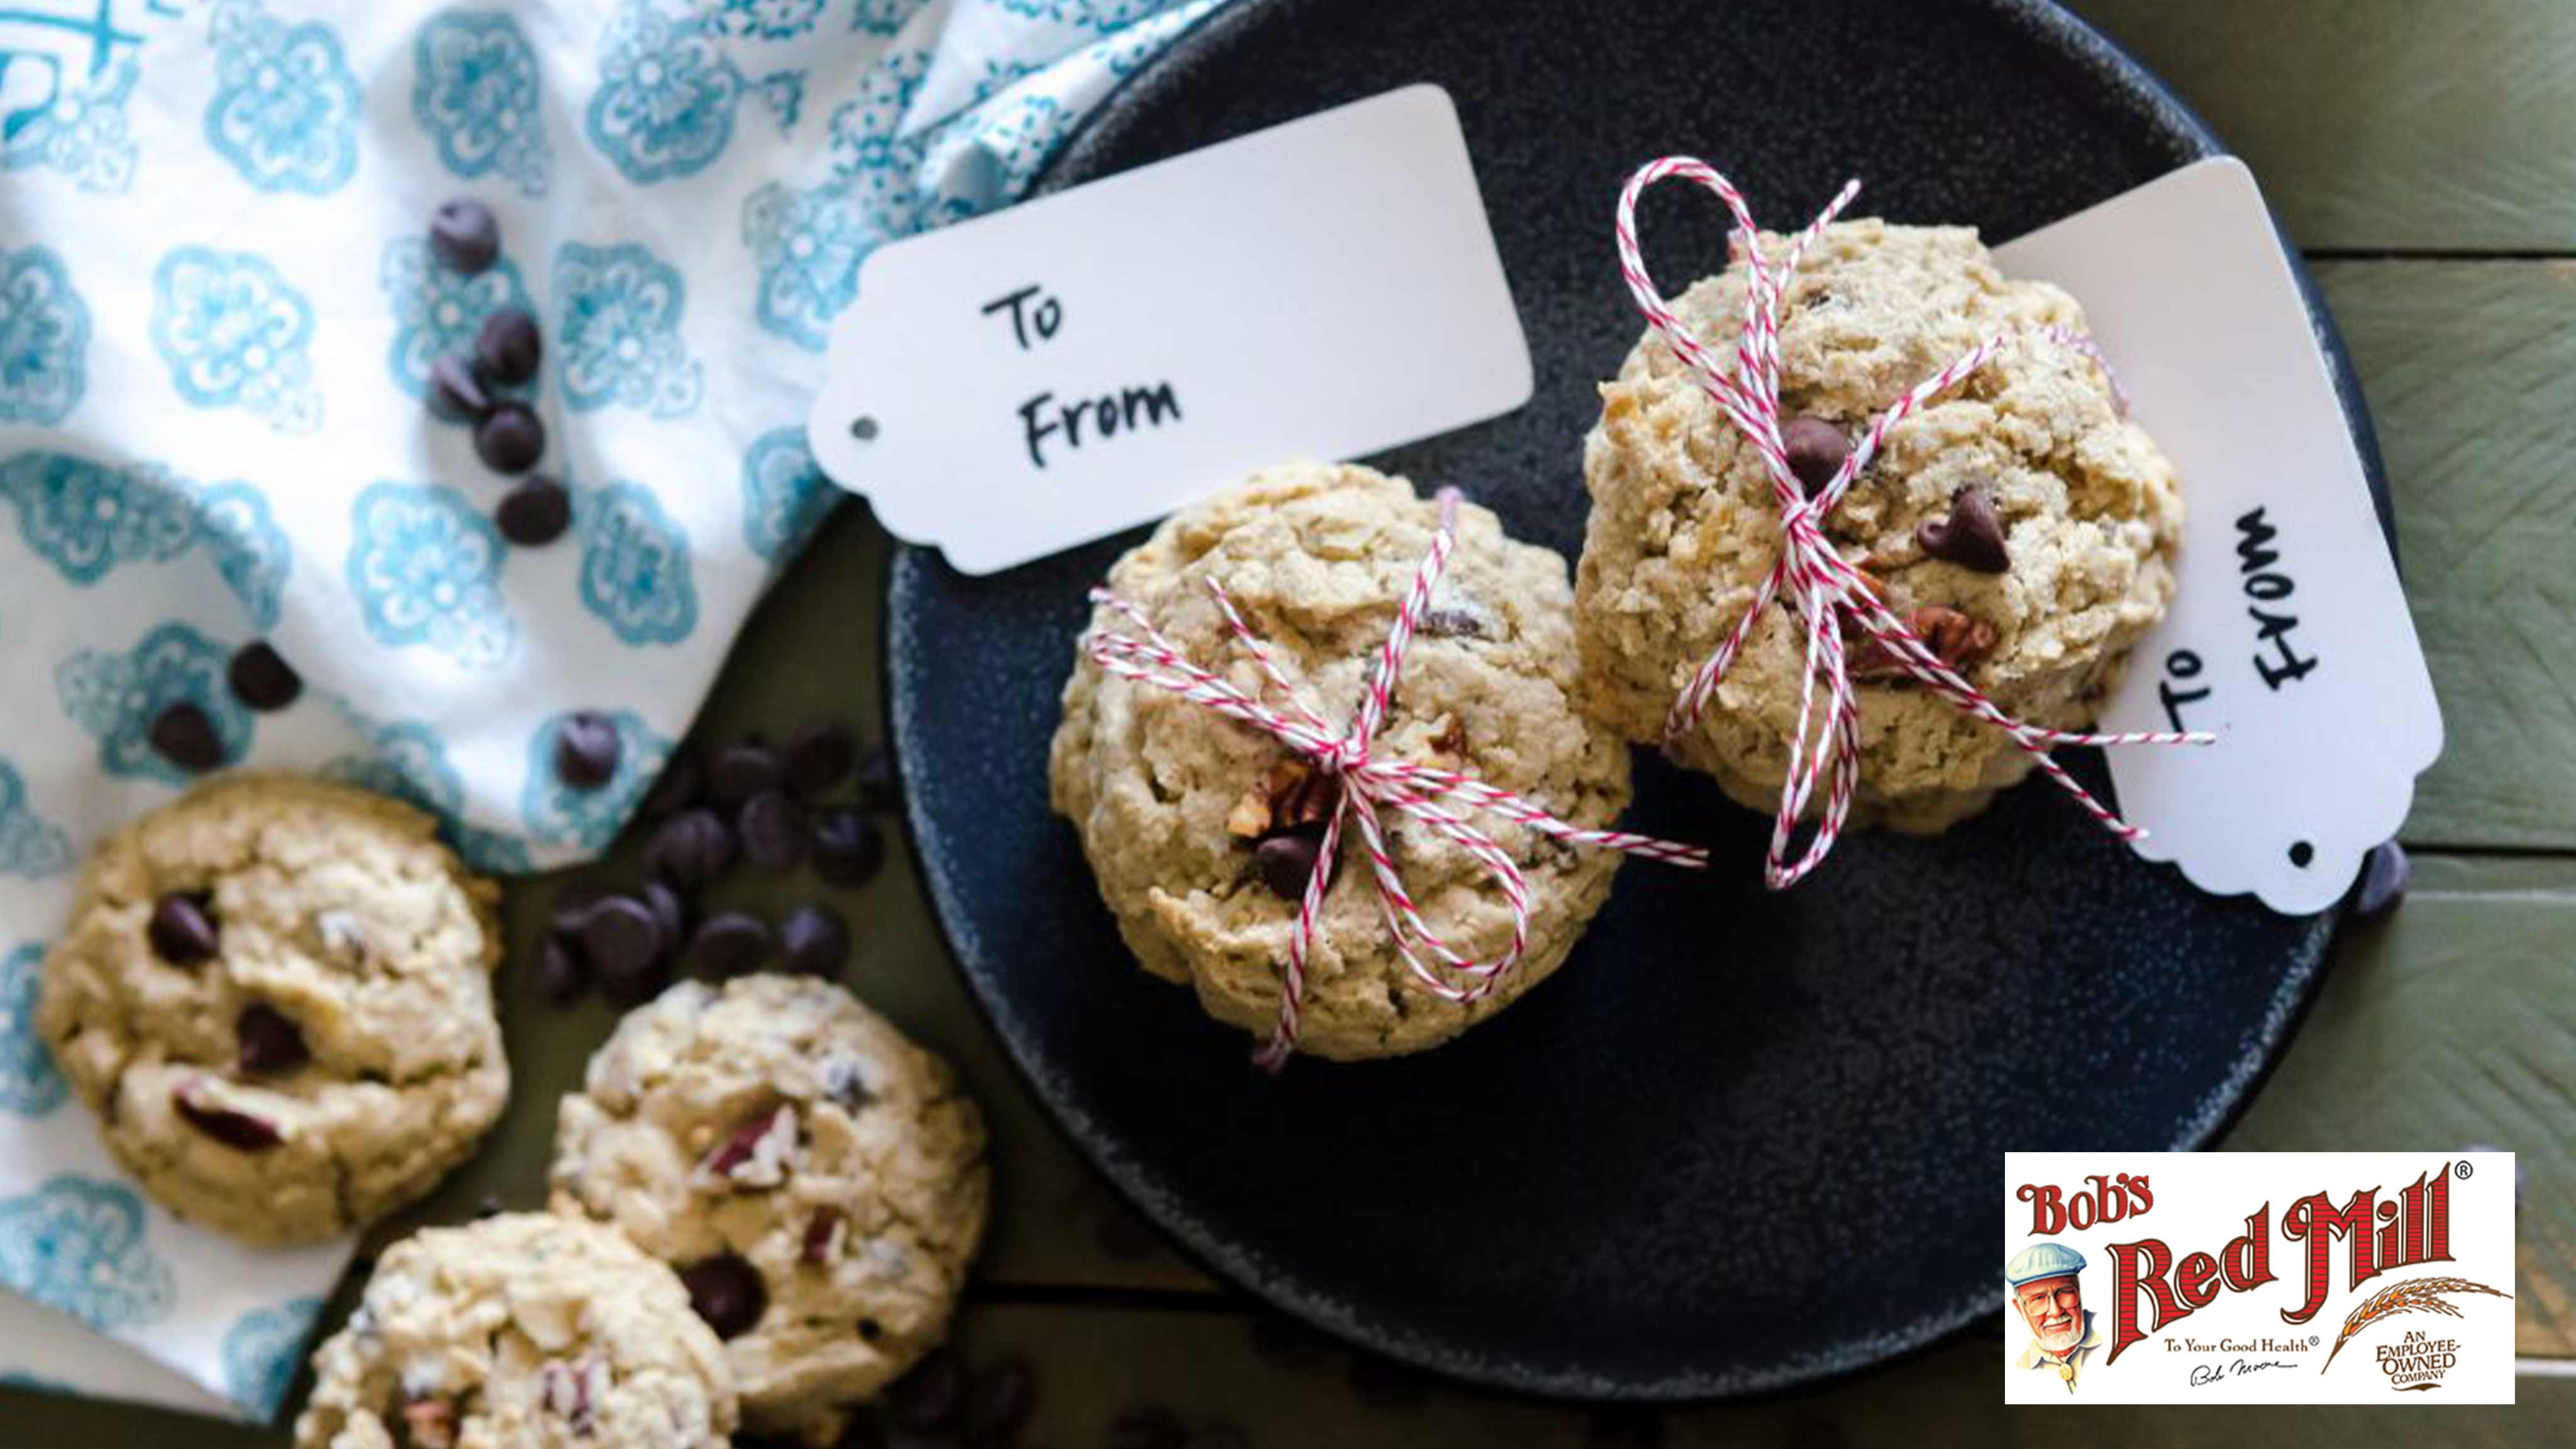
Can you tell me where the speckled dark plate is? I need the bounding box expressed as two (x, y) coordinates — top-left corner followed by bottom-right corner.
(887, 0), (2387, 1401)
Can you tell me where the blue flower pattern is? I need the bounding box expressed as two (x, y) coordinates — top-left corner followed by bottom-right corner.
(578, 481), (697, 645)
(221, 1296), (323, 1417)
(742, 426), (836, 562)
(346, 482), (515, 668)
(413, 11), (550, 197)
(0, 246), (88, 425)
(58, 624), (253, 784)
(0, 764), (71, 882)
(0, 55), (140, 192)
(150, 247), (321, 433)
(993, 0), (1178, 29)
(0, 1177), (175, 1332)
(326, 718), (531, 875)
(706, 0), (826, 39)
(520, 709), (670, 850)
(555, 242), (702, 416)
(380, 238), (536, 404)
(585, 1), (741, 183)
(853, 0), (936, 35)
(1, 943), (67, 1116)
(204, 0), (362, 194)
(194, 481), (294, 629)
(741, 178), (872, 352)
(0, 452), (290, 627)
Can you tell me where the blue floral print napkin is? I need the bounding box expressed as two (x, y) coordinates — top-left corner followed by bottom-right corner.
(0, 0), (1223, 1419)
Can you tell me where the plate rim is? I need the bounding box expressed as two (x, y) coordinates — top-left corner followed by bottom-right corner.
(884, 0), (2375, 1402)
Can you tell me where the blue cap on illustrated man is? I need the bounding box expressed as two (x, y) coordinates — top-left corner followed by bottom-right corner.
(2007, 1242), (2102, 1391)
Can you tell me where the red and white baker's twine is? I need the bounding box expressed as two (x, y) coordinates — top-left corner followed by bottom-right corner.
(1083, 490), (1707, 1068)
(1614, 158), (2210, 889)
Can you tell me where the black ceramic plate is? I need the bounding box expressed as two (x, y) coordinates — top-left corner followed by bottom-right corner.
(887, 0), (2387, 1400)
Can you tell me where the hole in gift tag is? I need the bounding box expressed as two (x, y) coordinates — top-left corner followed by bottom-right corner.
(850, 415), (879, 442)
(2288, 840), (2314, 868)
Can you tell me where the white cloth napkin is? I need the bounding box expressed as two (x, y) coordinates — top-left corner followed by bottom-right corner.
(0, 0), (1222, 1419)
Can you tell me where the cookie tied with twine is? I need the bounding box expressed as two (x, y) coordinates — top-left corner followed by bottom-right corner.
(1080, 487), (1708, 1069)
(1611, 157), (2213, 889)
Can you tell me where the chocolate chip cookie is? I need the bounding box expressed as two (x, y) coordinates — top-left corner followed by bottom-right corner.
(296, 1211), (737, 1448)
(550, 975), (989, 1445)
(36, 773), (508, 1243)
(1049, 461), (1636, 1060)
(1575, 218), (2182, 831)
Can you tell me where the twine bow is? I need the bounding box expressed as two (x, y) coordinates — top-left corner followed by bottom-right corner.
(1082, 488), (1708, 1068)
(1613, 158), (2212, 889)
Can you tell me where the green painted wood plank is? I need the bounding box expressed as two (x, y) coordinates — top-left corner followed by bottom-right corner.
(2311, 260), (2576, 850)
(2224, 853), (2576, 1359)
(2069, 1), (2576, 253)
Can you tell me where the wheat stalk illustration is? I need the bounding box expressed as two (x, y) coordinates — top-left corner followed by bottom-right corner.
(2319, 1276), (2512, 1373)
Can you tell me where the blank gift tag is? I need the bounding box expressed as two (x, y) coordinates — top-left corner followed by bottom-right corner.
(807, 84), (1532, 574)
(1996, 158), (2442, 915)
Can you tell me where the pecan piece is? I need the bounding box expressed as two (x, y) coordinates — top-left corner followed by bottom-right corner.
(695, 1102), (799, 1189)
(1850, 606), (1999, 680)
(1226, 757), (1339, 840)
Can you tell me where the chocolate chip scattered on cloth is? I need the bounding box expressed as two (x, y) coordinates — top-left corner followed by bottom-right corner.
(551, 974), (988, 1446)
(0, 0), (1228, 1414)
(1575, 218), (2182, 833)
(1049, 461), (1637, 1060)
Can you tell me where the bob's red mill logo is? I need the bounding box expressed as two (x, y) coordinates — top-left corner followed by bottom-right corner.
(2001, 1152), (2516, 1405)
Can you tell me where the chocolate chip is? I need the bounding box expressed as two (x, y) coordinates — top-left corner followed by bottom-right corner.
(494, 475), (571, 546)
(426, 353), (490, 421)
(1346, 1352), (1431, 1407)
(579, 896), (665, 997)
(736, 791), (809, 874)
(642, 879), (689, 949)
(646, 807), (736, 891)
(687, 911), (773, 978)
(226, 641), (302, 712)
(641, 747), (703, 819)
(533, 933), (589, 1006)
(821, 1055), (872, 1111)
(473, 1195), (504, 1219)
(235, 1002), (309, 1075)
(1780, 414), (1850, 497)
(679, 1253), (765, 1338)
(800, 1206), (843, 1265)
(2350, 840), (2411, 918)
(428, 198), (499, 274)
(708, 740), (784, 807)
(147, 890), (219, 965)
(779, 904), (849, 978)
(474, 307), (541, 385)
(547, 882), (609, 945)
(1253, 822), (1330, 901)
(148, 701), (226, 774)
(552, 711), (621, 790)
(890, 1350), (965, 1431)
(857, 1316), (883, 1342)
(1914, 484), (2011, 573)
(811, 809), (886, 889)
(172, 1082), (280, 1151)
(1104, 1406), (1189, 1449)
(784, 723), (858, 798)
(966, 1354), (1038, 1438)
(474, 401), (545, 474)
(855, 743), (897, 812)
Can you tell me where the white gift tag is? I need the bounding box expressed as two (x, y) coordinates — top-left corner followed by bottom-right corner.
(806, 84), (1532, 574)
(1996, 158), (2443, 915)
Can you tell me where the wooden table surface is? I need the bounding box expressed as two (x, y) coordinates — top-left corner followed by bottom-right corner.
(13, 1), (2573, 1443)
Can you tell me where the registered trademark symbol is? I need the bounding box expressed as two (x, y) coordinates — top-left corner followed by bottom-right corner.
(2455, 1160), (2473, 1179)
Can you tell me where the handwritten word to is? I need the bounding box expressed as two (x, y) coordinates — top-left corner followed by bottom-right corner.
(2154, 506), (2323, 733)
(983, 284), (1184, 469)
